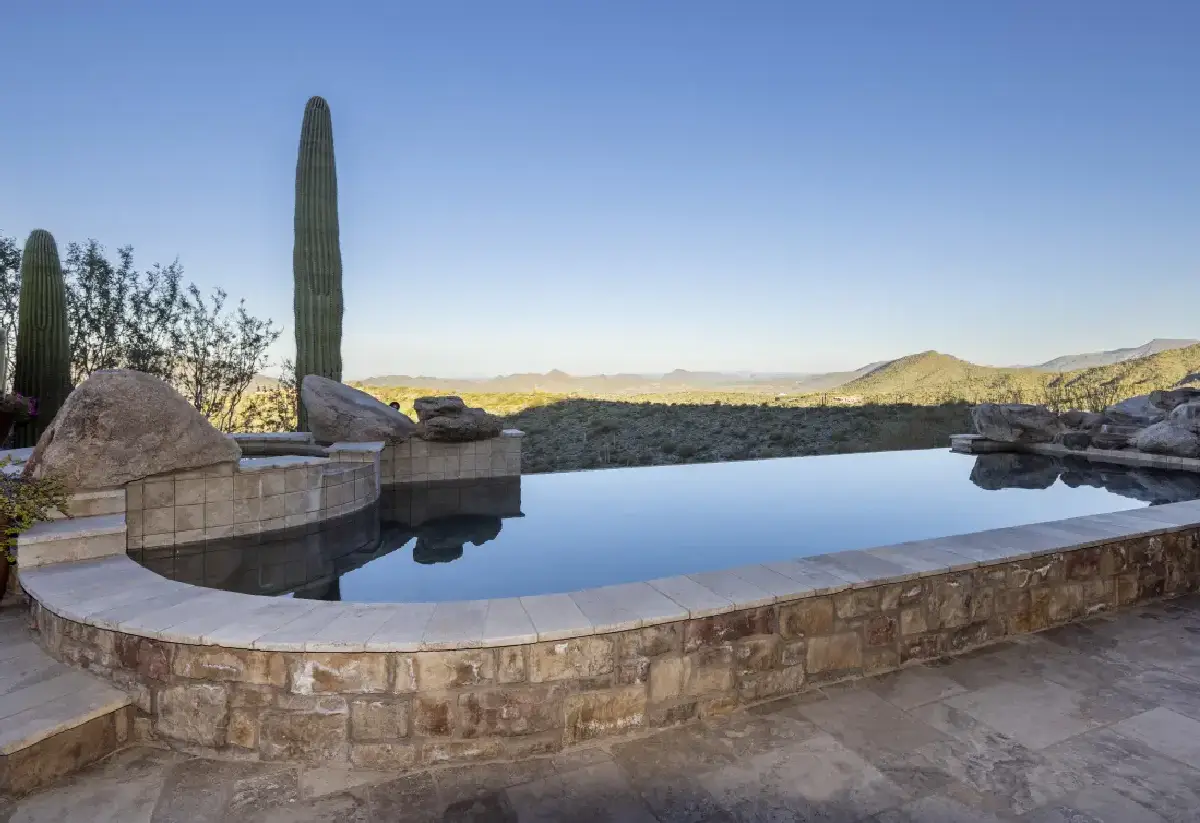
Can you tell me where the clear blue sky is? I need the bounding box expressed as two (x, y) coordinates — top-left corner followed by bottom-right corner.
(3, 1), (1197, 379)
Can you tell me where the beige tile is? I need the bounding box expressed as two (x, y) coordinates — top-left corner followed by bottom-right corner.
(233, 474), (261, 499)
(285, 468), (308, 492)
(205, 524), (232, 540)
(284, 491), (307, 516)
(175, 527), (205, 545)
(143, 532), (175, 548)
(205, 462), (234, 476)
(205, 500), (233, 527)
(284, 514), (308, 529)
(233, 521), (262, 536)
(261, 494), (286, 520)
(234, 498), (261, 524)
(174, 478), (206, 506)
(125, 482), (143, 510)
(205, 476), (233, 502)
(174, 503), (204, 531)
(143, 507), (174, 536)
(261, 471), (286, 497)
(143, 481), (174, 510)
(410, 439), (429, 457)
(126, 510), (143, 539)
(305, 489), (323, 513)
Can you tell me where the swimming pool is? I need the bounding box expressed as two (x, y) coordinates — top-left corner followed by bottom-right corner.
(129, 448), (1200, 602)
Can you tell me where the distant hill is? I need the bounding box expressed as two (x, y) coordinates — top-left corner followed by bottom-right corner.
(1033, 338), (1199, 372)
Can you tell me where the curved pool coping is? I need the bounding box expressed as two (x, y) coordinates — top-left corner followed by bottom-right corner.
(21, 498), (1200, 654)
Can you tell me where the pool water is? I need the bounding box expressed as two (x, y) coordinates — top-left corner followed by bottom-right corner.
(130, 449), (1200, 602)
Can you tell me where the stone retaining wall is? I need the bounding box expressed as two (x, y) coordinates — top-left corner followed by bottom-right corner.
(29, 525), (1199, 769)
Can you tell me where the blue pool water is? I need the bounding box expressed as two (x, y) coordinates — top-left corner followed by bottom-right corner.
(131, 449), (1200, 602)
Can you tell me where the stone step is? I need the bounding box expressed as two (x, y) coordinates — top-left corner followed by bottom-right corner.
(0, 609), (132, 795)
(16, 514), (127, 569)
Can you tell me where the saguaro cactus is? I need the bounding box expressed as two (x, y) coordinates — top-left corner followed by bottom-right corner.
(293, 95), (344, 431)
(13, 229), (71, 447)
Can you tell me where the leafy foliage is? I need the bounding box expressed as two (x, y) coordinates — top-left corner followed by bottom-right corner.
(0, 459), (70, 564)
(232, 360), (299, 434)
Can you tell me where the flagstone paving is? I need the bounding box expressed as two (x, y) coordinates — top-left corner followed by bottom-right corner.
(3, 595), (1200, 821)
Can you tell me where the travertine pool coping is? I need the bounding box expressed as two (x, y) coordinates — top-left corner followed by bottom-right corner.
(20, 498), (1200, 654)
(950, 432), (1200, 472)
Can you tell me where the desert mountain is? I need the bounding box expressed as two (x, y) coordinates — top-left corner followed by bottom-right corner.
(1033, 338), (1199, 372)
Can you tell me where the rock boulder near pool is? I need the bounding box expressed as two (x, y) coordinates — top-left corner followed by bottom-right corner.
(301, 374), (416, 444)
(1134, 417), (1200, 459)
(1056, 430), (1093, 451)
(23, 369), (242, 491)
(1149, 387), (1200, 413)
(1104, 394), (1167, 426)
(1058, 410), (1106, 430)
(413, 395), (504, 442)
(971, 403), (1064, 443)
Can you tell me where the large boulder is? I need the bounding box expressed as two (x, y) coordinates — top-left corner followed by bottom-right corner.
(301, 375), (416, 445)
(1104, 394), (1166, 426)
(413, 395), (504, 443)
(24, 370), (242, 491)
(1149, 387), (1200, 413)
(1058, 410), (1105, 430)
(1134, 419), (1200, 459)
(971, 403), (1064, 444)
(1169, 401), (1200, 423)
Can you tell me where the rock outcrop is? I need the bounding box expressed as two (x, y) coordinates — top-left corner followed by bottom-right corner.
(1134, 418), (1200, 459)
(24, 369), (242, 491)
(971, 403), (1064, 444)
(1149, 388), (1200, 413)
(1058, 410), (1106, 430)
(1104, 394), (1167, 426)
(301, 375), (416, 444)
(413, 395), (504, 443)
(1055, 431), (1092, 451)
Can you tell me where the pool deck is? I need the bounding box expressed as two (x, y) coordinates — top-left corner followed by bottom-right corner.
(5, 594), (1200, 821)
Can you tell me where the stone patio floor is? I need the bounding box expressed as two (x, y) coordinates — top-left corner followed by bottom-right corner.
(4, 595), (1200, 822)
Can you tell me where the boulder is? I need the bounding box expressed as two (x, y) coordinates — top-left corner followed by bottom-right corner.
(1055, 431), (1092, 451)
(1134, 420), (1200, 459)
(1090, 430), (1133, 450)
(1149, 388), (1200, 413)
(417, 408), (504, 443)
(970, 403), (1064, 444)
(412, 395), (504, 443)
(24, 369), (242, 491)
(1058, 410), (1106, 430)
(1104, 394), (1166, 427)
(301, 375), (416, 445)
(1169, 401), (1200, 424)
(413, 396), (467, 422)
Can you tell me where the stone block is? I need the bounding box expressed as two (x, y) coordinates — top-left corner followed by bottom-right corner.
(683, 647), (735, 696)
(648, 655), (686, 702)
(156, 682), (229, 746)
(412, 695), (454, 737)
(683, 608), (774, 652)
(228, 708), (259, 750)
(260, 702), (349, 762)
(737, 664), (806, 702)
(205, 476), (233, 502)
(174, 477), (205, 506)
(564, 686), (646, 744)
(806, 633), (862, 675)
(779, 597), (834, 639)
(288, 653), (390, 694)
(528, 637), (614, 683)
(498, 647), (526, 683)
(459, 685), (565, 738)
(172, 646), (286, 686)
(350, 742), (418, 769)
(350, 698), (410, 741)
(414, 649), (496, 690)
(733, 635), (782, 675)
(865, 615), (898, 647)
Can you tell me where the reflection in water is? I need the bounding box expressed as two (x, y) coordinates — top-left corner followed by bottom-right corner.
(130, 477), (522, 597)
(970, 453), (1200, 505)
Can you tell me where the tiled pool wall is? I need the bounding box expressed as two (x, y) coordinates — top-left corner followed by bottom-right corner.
(23, 510), (1200, 769)
(124, 458), (378, 549)
(380, 430), (524, 486)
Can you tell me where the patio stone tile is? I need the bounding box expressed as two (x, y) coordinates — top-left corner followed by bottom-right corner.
(686, 569), (774, 609)
(303, 605), (397, 652)
(696, 732), (910, 823)
(942, 679), (1109, 750)
(237, 792), (370, 822)
(362, 603), (436, 652)
(864, 541), (977, 577)
(725, 564), (819, 602)
(762, 558), (854, 595)
(1110, 668), (1200, 722)
(252, 605), (352, 651)
(296, 765), (392, 800)
(1039, 727), (1200, 823)
(421, 600), (489, 650)
(1109, 707), (1200, 766)
(1022, 786), (1169, 823)
(705, 710), (822, 759)
(792, 687), (948, 759)
(647, 575), (734, 618)
(433, 757), (557, 806)
(518, 593), (595, 641)
(1101, 626), (1200, 680)
(570, 582), (688, 632)
(866, 665), (968, 710)
(804, 550), (916, 588)
(505, 761), (658, 823)
(363, 771), (441, 822)
(480, 598), (537, 646)
(866, 792), (1013, 823)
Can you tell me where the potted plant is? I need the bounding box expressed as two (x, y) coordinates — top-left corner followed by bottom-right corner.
(0, 393), (35, 447)
(0, 457), (68, 599)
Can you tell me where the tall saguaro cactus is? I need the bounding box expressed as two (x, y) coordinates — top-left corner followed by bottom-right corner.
(13, 230), (71, 447)
(293, 95), (344, 431)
